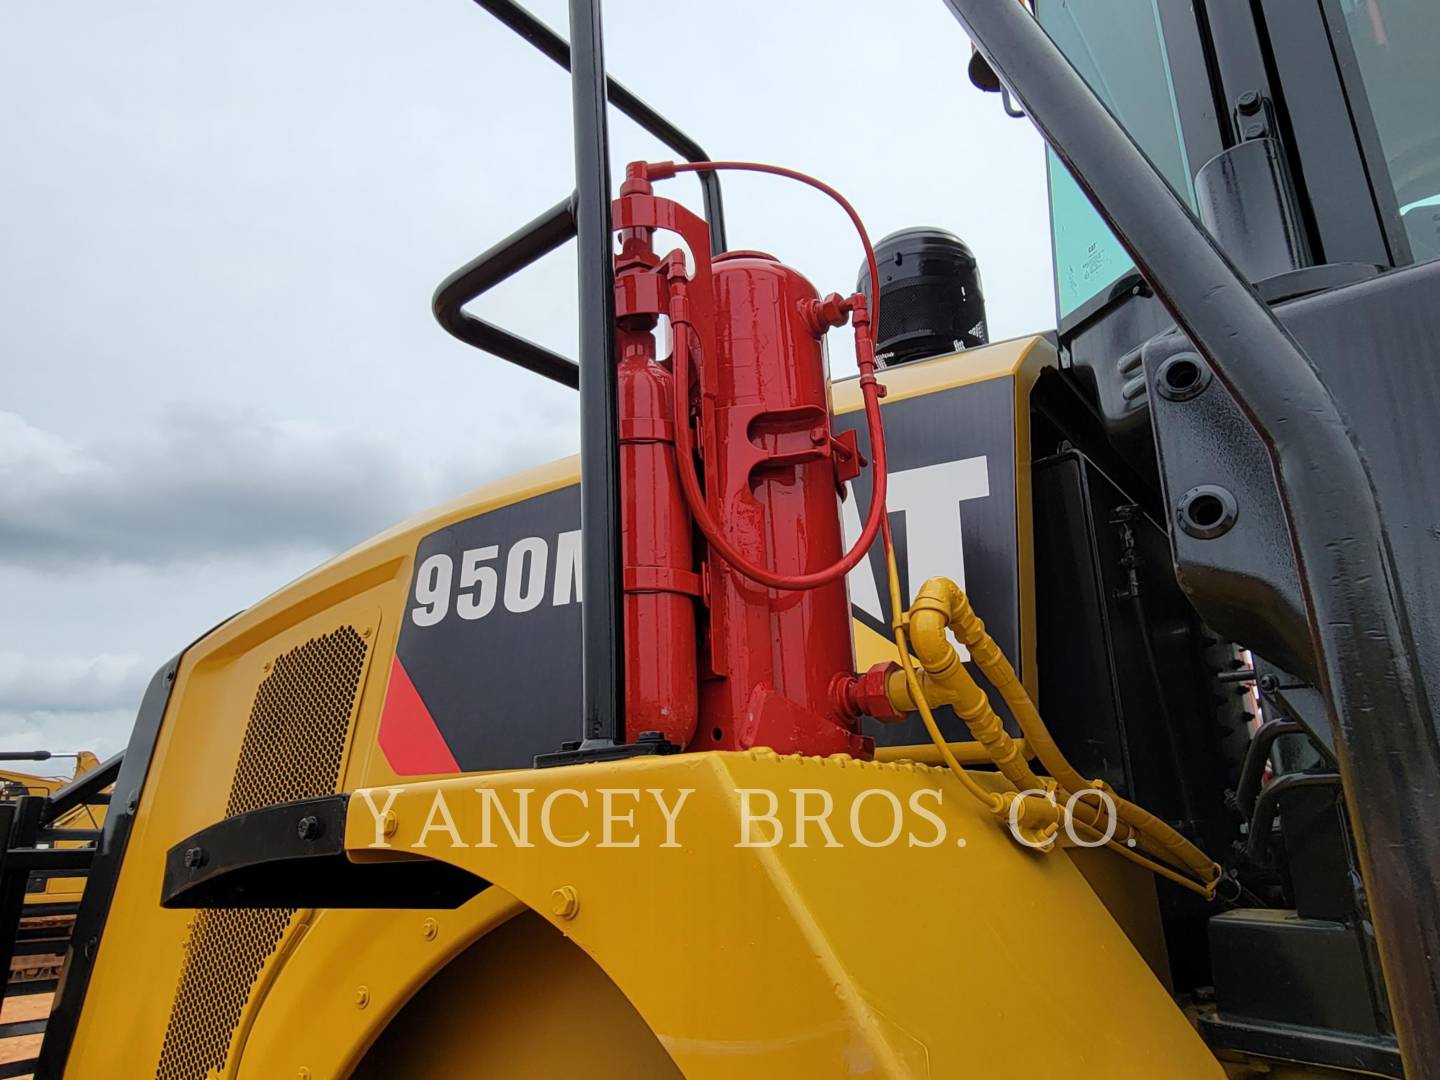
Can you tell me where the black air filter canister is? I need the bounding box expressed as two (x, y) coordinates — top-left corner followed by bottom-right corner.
(857, 227), (987, 367)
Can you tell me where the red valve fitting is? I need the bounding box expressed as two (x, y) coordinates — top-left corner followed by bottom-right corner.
(635, 159), (678, 182)
(799, 291), (849, 335)
(832, 664), (905, 725)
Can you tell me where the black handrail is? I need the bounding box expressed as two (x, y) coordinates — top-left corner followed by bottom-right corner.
(471, 0), (726, 253)
(42, 751), (122, 826)
(434, 0), (728, 385)
(940, 1), (1440, 1069)
(438, 0), (728, 749)
(1234, 719), (1304, 818)
(432, 196), (579, 388)
(1244, 772), (1342, 864)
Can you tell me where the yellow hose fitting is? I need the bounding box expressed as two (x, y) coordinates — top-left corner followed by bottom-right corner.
(906, 594), (952, 622)
(927, 648), (964, 684)
(944, 587), (988, 645)
(999, 788), (1062, 849)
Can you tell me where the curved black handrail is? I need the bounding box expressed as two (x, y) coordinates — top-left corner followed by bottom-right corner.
(1244, 772), (1342, 864)
(1234, 719), (1305, 818)
(434, 0), (728, 386)
(432, 195), (579, 388)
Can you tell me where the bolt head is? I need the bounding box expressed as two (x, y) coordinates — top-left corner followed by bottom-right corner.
(422, 917), (438, 941)
(355, 986), (370, 1009)
(183, 846), (207, 870)
(550, 885), (580, 920)
(382, 810), (399, 838)
(296, 815), (324, 842)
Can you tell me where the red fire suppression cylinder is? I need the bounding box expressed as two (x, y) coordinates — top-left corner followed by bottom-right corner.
(610, 160), (884, 759)
(615, 237), (699, 748)
(695, 252), (871, 757)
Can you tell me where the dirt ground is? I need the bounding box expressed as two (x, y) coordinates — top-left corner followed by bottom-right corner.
(0, 990), (52, 1078)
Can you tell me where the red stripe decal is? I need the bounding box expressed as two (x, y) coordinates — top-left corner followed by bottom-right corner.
(378, 656), (461, 776)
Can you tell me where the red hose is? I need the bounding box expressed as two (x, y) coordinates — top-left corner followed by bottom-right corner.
(654, 159), (889, 592)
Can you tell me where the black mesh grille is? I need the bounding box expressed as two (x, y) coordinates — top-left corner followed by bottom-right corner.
(155, 626), (367, 1080)
(878, 279), (979, 346)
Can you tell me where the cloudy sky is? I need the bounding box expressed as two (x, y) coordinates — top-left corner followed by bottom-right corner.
(0, 1), (1053, 760)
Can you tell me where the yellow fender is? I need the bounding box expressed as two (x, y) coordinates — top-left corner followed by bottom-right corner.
(286, 750), (1227, 1079)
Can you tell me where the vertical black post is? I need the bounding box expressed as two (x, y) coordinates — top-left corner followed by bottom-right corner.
(568, 0), (624, 746)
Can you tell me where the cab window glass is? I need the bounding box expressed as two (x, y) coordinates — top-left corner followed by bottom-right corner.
(1336, 0), (1440, 262)
(1037, 0), (1194, 320)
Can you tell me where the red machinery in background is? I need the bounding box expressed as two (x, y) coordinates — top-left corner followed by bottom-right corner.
(612, 160), (894, 759)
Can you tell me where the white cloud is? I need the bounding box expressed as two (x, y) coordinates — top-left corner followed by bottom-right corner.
(0, 412), (88, 474)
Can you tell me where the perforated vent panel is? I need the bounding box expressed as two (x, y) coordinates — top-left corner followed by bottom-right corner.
(226, 626), (368, 818)
(156, 626), (368, 1080)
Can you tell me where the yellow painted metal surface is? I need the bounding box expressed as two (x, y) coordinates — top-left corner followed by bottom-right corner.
(344, 752), (1224, 1078)
(830, 334), (1047, 413)
(354, 907), (682, 1078)
(237, 887), (531, 1079)
(1066, 845), (1173, 989)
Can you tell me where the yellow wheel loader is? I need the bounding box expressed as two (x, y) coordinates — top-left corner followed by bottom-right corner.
(9, 1), (1440, 1077)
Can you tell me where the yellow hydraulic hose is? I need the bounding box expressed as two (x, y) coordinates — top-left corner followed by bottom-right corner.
(878, 568), (1220, 897)
(881, 544), (1063, 847)
(940, 581), (1220, 891)
(893, 585), (1050, 797)
(873, 738), (1030, 766)
(1068, 818), (1218, 896)
(882, 577), (1136, 846)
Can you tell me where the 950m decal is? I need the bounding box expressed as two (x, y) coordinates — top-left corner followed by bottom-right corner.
(379, 484), (585, 775)
(381, 370), (1027, 775)
(409, 529), (582, 627)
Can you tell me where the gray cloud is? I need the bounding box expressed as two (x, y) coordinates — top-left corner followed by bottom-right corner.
(0, 653), (148, 755)
(0, 404), (577, 752)
(0, 406), (576, 569)
(0, 651), (146, 713)
(0, 709), (135, 757)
